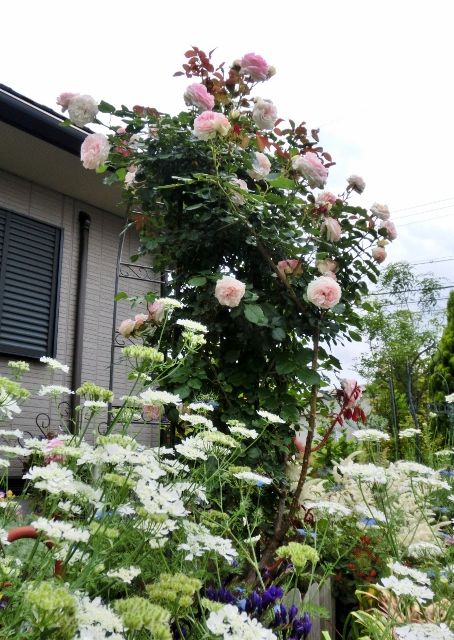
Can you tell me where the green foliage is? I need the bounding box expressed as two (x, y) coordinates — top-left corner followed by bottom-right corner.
(429, 291), (454, 441)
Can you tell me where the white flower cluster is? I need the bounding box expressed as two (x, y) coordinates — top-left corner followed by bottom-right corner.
(39, 356), (70, 373)
(388, 561), (430, 585)
(399, 428), (421, 438)
(188, 401), (214, 412)
(140, 389), (181, 405)
(407, 541), (443, 558)
(338, 462), (388, 485)
(0, 389), (21, 420)
(228, 425), (259, 439)
(233, 471), (272, 486)
(394, 623), (454, 640)
(38, 385), (74, 397)
(32, 517), (90, 543)
(351, 428), (390, 442)
(256, 410), (285, 423)
(176, 318), (208, 333)
(306, 501), (351, 518)
(178, 521), (238, 564)
(180, 413), (214, 429)
(380, 575), (434, 604)
(206, 604), (277, 640)
(75, 593), (125, 635)
(106, 566), (141, 583)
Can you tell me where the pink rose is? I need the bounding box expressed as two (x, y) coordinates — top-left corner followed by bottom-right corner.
(277, 259), (302, 277)
(380, 219), (397, 241)
(231, 178), (248, 205)
(252, 98), (277, 130)
(294, 433), (305, 453)
(306, 276), (341, 310)
(193, 111), (231, 140)
(134, 313), (149, 329)
(316, 258), (338, 276)
(118, 318), (136, 338)
(247, 152), (271, 180)
(67, 94), (98, 127)
(341, 378), (362, 409)
(184, 83), (215, 111)
(80, 133), (110, 170)
(347, 175), (365, 194)
(57, 92), (80, 111)
(45, 437), (65, 464)
(316, 192), (337, 206)
(148, 300), (166, 324)
(322, 217), (342, 242)
(240, 53), (270, 81)
(370, 202), (390, 220)
(292, 153), (328, 188)
(215, 276), (246, 307)
(372, 246), (387, 263)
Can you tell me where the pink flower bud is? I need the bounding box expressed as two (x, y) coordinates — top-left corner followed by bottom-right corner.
(372, 246), (387, 263)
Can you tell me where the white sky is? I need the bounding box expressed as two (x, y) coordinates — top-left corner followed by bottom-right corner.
(2, 0), (454, 379)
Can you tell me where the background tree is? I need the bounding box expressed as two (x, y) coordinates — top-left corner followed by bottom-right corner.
(429, 291), (454, 443)
(358, 262), (443, 455)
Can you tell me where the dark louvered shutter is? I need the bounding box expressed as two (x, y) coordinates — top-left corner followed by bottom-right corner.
(0, 209), (62, 358)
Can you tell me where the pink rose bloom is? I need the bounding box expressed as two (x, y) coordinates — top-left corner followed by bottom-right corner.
(45, 437), (65, 464)
(247, 152), (271, 180)
(347, 175), (365, 194)
(215, 276), (246, 307)
(294, 433), (305, 453)
(277, 259), (302, 277)
(316, 258), (338, 275)
(134, 313), (149, 329)
(240, 53), (270, 81)
(292, 153), (328, 188)
(67, 94), (98, 127)
(56, 92), (80, 111)
(306, 276), (341, 309)
(231, 178), (248, 205)
(370, 202), (390, 220)
(118, 318), (136, 338)
(316, 191), (337, 206)
(184, 83), (215, 111)
(193, 111), (231, 140)
(148, 300), (166, 324)
(341, 378), (362, 408)
(380, 219), (397, 241)
(372, 245), (387, 263)
(252, 98), (277, 130)
(322, 217), (342, 242)
(80, 133), (110, 170)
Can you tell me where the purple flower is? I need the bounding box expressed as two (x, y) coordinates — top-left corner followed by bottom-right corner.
(205, 586), (237, 604)
(261, 585), (284, 608)
(292, 613), (312, 639)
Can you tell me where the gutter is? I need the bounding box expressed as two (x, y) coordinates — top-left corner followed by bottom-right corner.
(0, 84), (88, 156)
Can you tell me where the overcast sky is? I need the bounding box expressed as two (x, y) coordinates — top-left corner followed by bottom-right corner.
(2, 0), (453, 379)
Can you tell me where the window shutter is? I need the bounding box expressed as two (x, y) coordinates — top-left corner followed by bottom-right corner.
(0, 209), (62, 358)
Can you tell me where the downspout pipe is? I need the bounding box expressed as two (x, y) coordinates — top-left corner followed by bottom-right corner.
(70, 211), (91, 425)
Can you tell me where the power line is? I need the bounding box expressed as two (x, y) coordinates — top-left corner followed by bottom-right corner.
(410, 256), (454, 266)
(394, 203), (454, 221)
(393, 196), (454, 214)
(368, 284), (454, 296)
(399, 211), (454, 227)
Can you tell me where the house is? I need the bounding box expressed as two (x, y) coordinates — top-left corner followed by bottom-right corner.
(0, 85), (161, 470)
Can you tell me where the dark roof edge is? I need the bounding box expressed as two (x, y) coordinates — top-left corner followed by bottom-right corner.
(0, 84), (88, 156)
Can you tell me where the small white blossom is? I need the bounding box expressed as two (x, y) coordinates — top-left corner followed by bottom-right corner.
(445, 392), (454, 403)
(206, 604), (277, 640)
(176, 318), (208, 333)
(39, 356), (70, 373)
(32, 517), (90, 543)
(233, 471), (272, 486)
(380, 575), (434, 603)
(188, 402), (214, 412)
(38, 385), (74, 397)
(178, 521), (238, 564)
(140, 389), (181, 405)
(399, 428), (421, 438)
(106, 566), (141, 583)
(388, 561), (430, 585)
(180, 413), (213, 429)
(0, 390), (21, 420)
(338, 462), (388, 485)
(351, 428), (390, 442)
(0, 428), (23, 439)
(256, 410), (285, 423)
(83, 400), (108, 410)
(228, 425), (259, 439)
(306, 501), (351, 517)
(394, 623), (454, 640)
(407, 541), (443, 558)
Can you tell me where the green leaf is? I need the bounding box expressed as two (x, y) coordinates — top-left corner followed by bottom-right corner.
(188, 276), (207, 287)
(187, 378), (202, 389)
(244, 304), (267, 325)
(98, 100), (116, 113)
(281, 404), (300, 423)
(116, 167), (127, 181)
(174, 385), (191, 400)
(349, 331), (362, 341)
(114, 292), (128, 302)
(96, 164), (108, 174)
(299, 369), (322, 385)
(268, 176), (296, 190)
(272, 327), (286, 341)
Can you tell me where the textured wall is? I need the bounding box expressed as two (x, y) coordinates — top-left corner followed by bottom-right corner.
(0, 168), (161, 474)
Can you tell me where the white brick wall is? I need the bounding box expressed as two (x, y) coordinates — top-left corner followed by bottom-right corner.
(0, 168), (161, 474)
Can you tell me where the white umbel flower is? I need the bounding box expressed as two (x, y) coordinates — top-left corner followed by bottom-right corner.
(39, 356), (70, 373)
(140, 389), (181, 405)
(206, 604), (277, 640)
(380, 575), (434, 604)
(394, 623), (454, 640)
(256, 410), (285, 423)
(32, 517), (90, 543)
(38, 385), (74, 397)
(176, 319), (208, 333)
(106, 566), (141, 583)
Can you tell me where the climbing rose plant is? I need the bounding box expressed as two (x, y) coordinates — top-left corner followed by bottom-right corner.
(58, 45), (398, 552)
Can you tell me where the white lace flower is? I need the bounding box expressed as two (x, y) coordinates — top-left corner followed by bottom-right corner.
(0, 429), (23, 439)
(188, 402), (214, 412)
(176, 319), (208, 333)
(76, 626), (126, 640)
(178, 522), (238, 564)
(351, 428), (390, 442)
(32, 517), (90, 543)
(39, 356), (70, 373)
(175, 435), (211, 461)
(338, 462), (387, 485)
(407, 541), (443, 558)
(106, 566), (141, 583)
(233, 471), (272, 486)
(180, 413), (214, 429)
(380, 575), (434, 603)
(83, 400), (108, 410)
(228, 425), (259, 439)
(206, 604), (277, 640)
(156, 297), (184, 309)
(75, 594), (125, 633)
(394, 623), (454, 640)
(394, 461), (438, 476)
(399, 428), (421, 438)
(0, 390), (21, 420)
(23, 462), (76, 494)
(306, 501), (351, 517)
(38, 385), (74, 397)
(256, 410), (285, 423)
(0, 445), (31, 456)
(445, 393), (454, 404)
(140, 389), (181, 405)
(388, 561), (430, 585)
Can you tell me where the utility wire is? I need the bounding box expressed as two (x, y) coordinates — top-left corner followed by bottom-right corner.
(368, 284), (454, 296)
(393, 196), (454, 214)
(393, 203), (454, 220)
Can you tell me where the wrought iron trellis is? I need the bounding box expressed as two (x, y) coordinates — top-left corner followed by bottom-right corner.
(106, 228), (169, 440)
